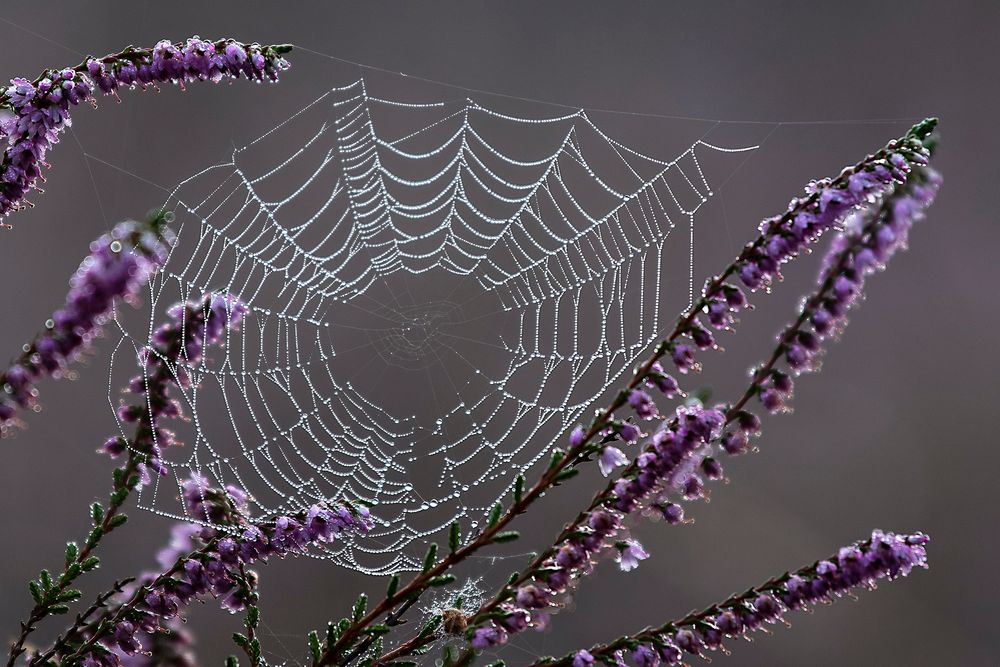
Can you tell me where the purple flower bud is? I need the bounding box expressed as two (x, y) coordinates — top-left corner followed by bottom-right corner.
(617, 539), (649, 572)
(599, 445), (629, 477)
(1, 39), (292, 225)
(754, 593), (781, 621)
(760, 387), (786, 414)
(688, 322), (715, 349)
(658, 643), (683, 665)
(618, 421), (641, 443)
(515, 584), (549, 610)
(470, 624), (507, 651)
(700, 456), (724, 481)
(658, 502), (684, 524)
(670, 343), (697, 374)
(632, 644), (657, 667)
(674, 628), (701, 654)
(628, 389), (658, 419)
(735, 410), (761, 435)
(647, 362), (681, 397)
(721, 430), (749, 455)
(681, 474), (704, 500)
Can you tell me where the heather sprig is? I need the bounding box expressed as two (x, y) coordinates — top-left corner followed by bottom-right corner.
(552, 119), (935, 511)
(309, 120), (935, 667)
(0, 37), (292, 225)
(54, 476), (371, 667)
(5, 282), (248, 667)
(532, 530), (929, 666)
(0, 210), (174, 435)
(449, 139), (941, 659)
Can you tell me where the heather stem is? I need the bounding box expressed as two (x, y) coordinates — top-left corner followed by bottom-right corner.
(40, 538), (220, 667)
(32, 578), (135, 666)
(233, 562), (264, 667)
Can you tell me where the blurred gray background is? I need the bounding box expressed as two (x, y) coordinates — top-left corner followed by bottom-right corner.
(0, 1), (996, 665)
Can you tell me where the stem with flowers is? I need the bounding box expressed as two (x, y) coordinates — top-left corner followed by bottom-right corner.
(441, 149), (939, 666)
(0, 37), (291, 227)
(307, 119), (937, 667)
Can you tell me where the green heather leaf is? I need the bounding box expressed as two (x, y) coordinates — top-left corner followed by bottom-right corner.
(492, 531), (520, 543)
(513, 475), (525, 504)
(386, 574), (400, 600)
(307, 631), (321, 662)
(422, 543), (438, 572)
(353, 593), (367, 621)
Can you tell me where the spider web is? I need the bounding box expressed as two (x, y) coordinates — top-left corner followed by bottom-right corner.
(107, 75), (757, 574)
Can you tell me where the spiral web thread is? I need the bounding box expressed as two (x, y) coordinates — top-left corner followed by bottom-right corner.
(108, 77), (756, 575)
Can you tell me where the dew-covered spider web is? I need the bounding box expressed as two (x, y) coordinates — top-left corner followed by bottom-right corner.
(107, 74), (758, 574)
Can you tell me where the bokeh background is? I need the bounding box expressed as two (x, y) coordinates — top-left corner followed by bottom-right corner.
(0, 1), (996, 665)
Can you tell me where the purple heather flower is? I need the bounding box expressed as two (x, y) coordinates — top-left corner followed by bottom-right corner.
(515, 584), (549, 610)
(115, 620), (196, 667)
(616, 539), (649, 572)
(0, 216), (172, 433)
(558, 530), (928, 664)
(657, 643), (683, 665)
(617, 421), (641, 443)
(688, 322), (716, 350)
(572, 650), (595, 667)
(569, 425), (587, 448)
(646, 362), (681, 397)
(680, 474), (705, 500)
(656, 501), (685, 524)
(470, 623), (507, 651)
(700, 456), (724, 481)
(747, 164), (940, 421)
(674, 628), (701, 655)
(112, 621), (142, 656)
(599, 446), (629, 477)
(0, 38), (291, 224)
(627, 389), (658, 419)
(103, 291), (247, 482)
(81, 475), (370, 667)
(670, 343), (697, 373)
(734, 410), (761, 435)
(631, 645), (658, 667)
(665, 127), (933, 384)
(759, 387), (786, 413)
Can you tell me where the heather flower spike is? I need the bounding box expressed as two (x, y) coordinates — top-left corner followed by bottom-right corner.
(0, 38), (292, 225)
(26, 293), (370, 666)
(57, 475), (371, 667)
(533, 531), (929, 666)
(0, 210), (174, 435)
(435, 122), (939, 663)
(557, 120), (933, 502)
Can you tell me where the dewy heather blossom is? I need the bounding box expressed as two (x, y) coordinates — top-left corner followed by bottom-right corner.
(69, 476), (372, 667)
(0, 38), (292, 224)
(555, 121), (935, 519)
(539, 530), (929, 666)
(106, 292), (249, 482)
(0, 211), (173, 433)
(454, 122), (940, 658)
